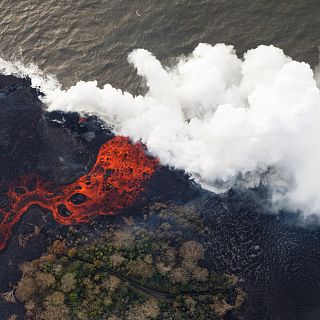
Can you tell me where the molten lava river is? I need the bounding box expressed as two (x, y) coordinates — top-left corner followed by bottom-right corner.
(0, 136), (158, 251)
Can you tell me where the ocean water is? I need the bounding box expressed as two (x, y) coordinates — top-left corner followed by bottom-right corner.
(0, 0), (320, 93)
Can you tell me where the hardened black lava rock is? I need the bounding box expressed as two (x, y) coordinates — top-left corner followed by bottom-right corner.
(201, 187), (320, 320)
(0, 75), (43, 182)
(0, 74), (113, 185)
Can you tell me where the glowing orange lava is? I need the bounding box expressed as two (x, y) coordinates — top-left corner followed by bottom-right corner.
(0, 136), (158, 251)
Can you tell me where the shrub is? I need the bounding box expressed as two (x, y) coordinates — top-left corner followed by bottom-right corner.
(169, 267), (189, 285)
(35, 272), (56, 288)
(60, 273), (76, 293)
(102, 275), (121, 293)
(109, 253), (125, 267)
(141, 299), (160, 319)
(179, 241), (205, 262)
(192, 267), (209, 282)
(15, 277), (36, 302)
(38, 304), (70, 320)
(43, 291), (65, 307)
(126, 260), (154, 279)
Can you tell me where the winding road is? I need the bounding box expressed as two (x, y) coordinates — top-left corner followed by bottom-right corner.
(71, 256), (228, 302)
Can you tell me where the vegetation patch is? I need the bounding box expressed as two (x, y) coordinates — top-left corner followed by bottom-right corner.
(8, 203), (245, 319)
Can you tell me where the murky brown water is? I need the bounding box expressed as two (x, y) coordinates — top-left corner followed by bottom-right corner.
(0, 0), (319, 92)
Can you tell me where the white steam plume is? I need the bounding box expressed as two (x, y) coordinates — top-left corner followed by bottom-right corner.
(1, 43), (320, 216)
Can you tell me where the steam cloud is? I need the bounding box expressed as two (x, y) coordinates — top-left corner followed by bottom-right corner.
(2, 43), (320, 216)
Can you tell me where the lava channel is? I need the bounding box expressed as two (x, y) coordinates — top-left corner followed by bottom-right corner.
(0, 136), (158, 251)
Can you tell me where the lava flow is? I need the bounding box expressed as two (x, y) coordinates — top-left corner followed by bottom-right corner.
(0, 136), (158, 251)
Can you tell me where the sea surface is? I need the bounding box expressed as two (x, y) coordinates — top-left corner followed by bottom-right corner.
(0, 0), (320, 92)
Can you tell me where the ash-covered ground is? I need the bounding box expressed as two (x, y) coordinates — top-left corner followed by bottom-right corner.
(0, 75), (320, 320)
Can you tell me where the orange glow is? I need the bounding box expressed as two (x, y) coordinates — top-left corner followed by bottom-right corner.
(0, 136), (158, 251)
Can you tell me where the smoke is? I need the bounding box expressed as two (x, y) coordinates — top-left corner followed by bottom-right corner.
(2, 43), (320, 216)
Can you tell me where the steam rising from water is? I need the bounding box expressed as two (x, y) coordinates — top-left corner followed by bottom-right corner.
(2, 43), (320, 216)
